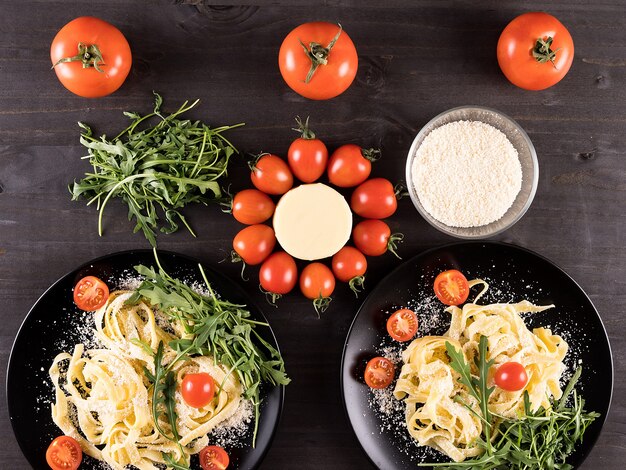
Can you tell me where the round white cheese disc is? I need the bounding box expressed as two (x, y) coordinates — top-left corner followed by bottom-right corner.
(273, 183), (352, 261)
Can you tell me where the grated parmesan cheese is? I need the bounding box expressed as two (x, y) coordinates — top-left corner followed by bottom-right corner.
(412, 120), (522, 227)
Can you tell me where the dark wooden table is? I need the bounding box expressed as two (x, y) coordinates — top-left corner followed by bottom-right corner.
(1, 1), (624, 469)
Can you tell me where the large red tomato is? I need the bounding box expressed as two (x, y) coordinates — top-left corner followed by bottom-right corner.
(497, 12), (574, 91)
(50, 17), (132, 97)
(279, 22), (358, 100)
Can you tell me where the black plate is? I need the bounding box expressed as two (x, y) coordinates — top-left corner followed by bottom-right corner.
(7, 250), (284, 470)
(341, 241), (613, 469)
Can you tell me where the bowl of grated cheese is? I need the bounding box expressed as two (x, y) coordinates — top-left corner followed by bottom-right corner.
(406, 105), (538, 239)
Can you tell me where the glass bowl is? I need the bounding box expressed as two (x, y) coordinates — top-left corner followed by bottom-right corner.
(405, 105), (538, 239)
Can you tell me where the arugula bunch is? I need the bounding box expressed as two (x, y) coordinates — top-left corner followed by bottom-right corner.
(126, 251), (290, 461)
(70, 93), (243, 247)
(427, 337), (599, 469)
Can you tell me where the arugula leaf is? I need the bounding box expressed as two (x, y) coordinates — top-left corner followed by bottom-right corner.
(70, 93), (244, 247)
(128, 250), (290, 447)
(430, 342), (600, 470)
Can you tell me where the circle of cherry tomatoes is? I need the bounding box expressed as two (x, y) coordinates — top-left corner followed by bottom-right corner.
(227, 117), (404, 313)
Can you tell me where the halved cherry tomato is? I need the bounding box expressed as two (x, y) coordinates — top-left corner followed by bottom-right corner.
(231, 189), (275, 225)
(73, 275), (109, 311)
(494, 362), (528, 391)
(50, 17), (131, 98)
(300, 263), (335, 314)
(181, 373), (216, 408)
(288, 117), (328, 183)
(232, 224), (276, 266)
(331, 246), (367, 295)
(352, 219), (403, 258)
(433, 269), (470, 306)
(497, 12), (574, 91)
(327, 145), (379, 187)
(46, 436), (82, 470)
(278, 22), (358, 100)
(259, 251), (298, 303)
(250, 153), (293, 195)
(386, 308), (419, 342)
(199, 445), (230, 470)
(351, 178), (397, 219)
(364, 356), (395, 389)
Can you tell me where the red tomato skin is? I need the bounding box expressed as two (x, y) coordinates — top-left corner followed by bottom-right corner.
(433, 269), (470, 306)
(250, 154), (293, 195)
(300, 263), (336, 299)
(199, 445), (230, 470)
(331, 246), (367, 282)
(73, 276), (109, 311)
(288, 138), (328, 183)
(495, 362), (529, 391)
(352, 219), (391, 256)
(50, 17), (131, 98)
(232, 189), (275, 225)
(386, 308), (418, 342)
(259, 251), (298, 295)
(351, 178), (397, 219)
(327, 144), (372, 187)
(181, 373), (216, 408)
(279, 22), (358, 100)
(497, 12), (574, 91)
(364, 356), (395, 389)
(46, 436), (83, 470)
(232, 224), (276, 266)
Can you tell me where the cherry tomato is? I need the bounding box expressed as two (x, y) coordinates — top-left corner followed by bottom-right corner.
(50, 17), (131, 98)
(364, 356), (395, 389)
(73, 276), (109, 311)
(288, 117), (328, 183)
(386, 309), (419, 342)
(352, 219), (403, 258)
(279, 22), (358, 100)
(232, 224), (276, 266)
(327, 145), (379, 187)
(231, 189), (275, 225)
(331, 246), (367, 295)
(259, 251), (298, 303)
(46, 436), (82, 470)
(497, 12), (574, 91)
(181, 373), (216, 408)
(351, 178), (397, 219)
(250, 153), (293, 195)
(300, 263), (336, 314)
(495, 362), (528, 391)
(199, 445), (230, 470)
(433, 270), (470, 306)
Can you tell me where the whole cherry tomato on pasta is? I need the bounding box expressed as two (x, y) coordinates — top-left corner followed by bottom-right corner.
(497, 12), (574, 91)
(181, 373), (216, 408)
(495, 361), (528, 391)
(50, 16), (131, 97)
(278, 22), (358, 100)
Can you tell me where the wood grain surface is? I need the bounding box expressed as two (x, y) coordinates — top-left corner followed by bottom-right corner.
(1, 1), (625, 469)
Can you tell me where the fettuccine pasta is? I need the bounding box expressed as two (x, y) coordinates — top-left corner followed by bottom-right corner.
(393, 280), (568, 462)
(49, 291), (243, 469)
